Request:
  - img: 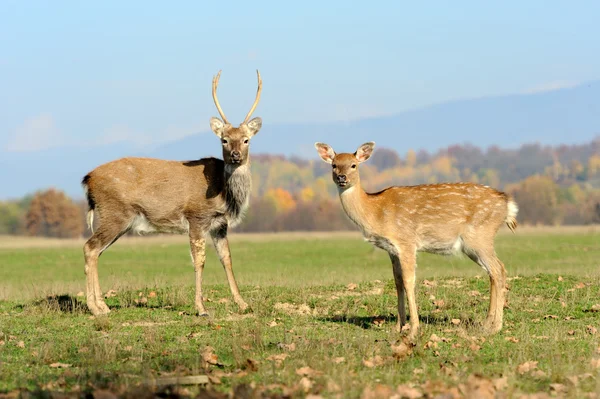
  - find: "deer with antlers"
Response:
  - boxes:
[315,141,518,340]
[81,71,262,316]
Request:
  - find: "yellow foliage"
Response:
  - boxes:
[405,149,417,167]
[588,155,600,177]
[264,188,297,213]
[432,156,454,175]
[299,187,315,202]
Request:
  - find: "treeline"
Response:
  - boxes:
[1,138,600,238]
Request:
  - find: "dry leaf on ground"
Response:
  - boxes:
[493,376,508,391]
[451,318,461,325]
[363,355,386,368]
[433,299,445,308]
[267,353,288,366]
[361,384,393,399]
[346,283,358,291]
[277,342,296,352]
[549,383,567,393]
[586,325,597,335]
[295,366,322,377]
[298,377,313,393]
[201,346,221,367]
[461,374,496,399]
[16,341,25,348]
[245,358,259,372]
[392,342,413,359]
[395,384,423,399]
[517,361,538,375]
[49,362,71,368]
[469,343,481,352]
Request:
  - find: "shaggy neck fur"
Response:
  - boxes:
[223,163,252,226]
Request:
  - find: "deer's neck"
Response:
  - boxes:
[338,183,377,234]
[223,163,252,227]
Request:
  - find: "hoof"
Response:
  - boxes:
[481,319,502,334]
[96,302,111,314]
[89,307,110,316]
[197,311,210,317]
[236,300,250,313]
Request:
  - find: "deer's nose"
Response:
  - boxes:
[231,150,241,160]
[337,174,347,183]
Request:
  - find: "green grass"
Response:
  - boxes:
[0,231,599,397]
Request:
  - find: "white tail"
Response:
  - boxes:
[316,141,518,340]
[81,71,263,317]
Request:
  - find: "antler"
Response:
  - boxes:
[212,70,229,124]
[243,70,262,124]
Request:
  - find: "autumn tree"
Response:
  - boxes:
[25,189,84,238]
[370,147,401,170]
[508,175,560,225]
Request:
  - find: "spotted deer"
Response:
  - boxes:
[315,141,518,340]
[81,71,263,316]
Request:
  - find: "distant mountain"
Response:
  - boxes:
[150,80,600,159]
[1,81,599,199]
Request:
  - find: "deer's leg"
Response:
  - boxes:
[189,226,208,316]
[464,245,506,333]
[83,222,129,316]
[210,225,249,312]
[397,245,419,340]
[389,253,406,330]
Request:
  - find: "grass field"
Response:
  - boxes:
[0,228,599,398]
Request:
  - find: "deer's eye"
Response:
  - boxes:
[351,164,357,169]
[244,139,249,144]
[222,139,228,144]
[332,164,337,169]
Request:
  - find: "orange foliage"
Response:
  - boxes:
[264,188,297,213]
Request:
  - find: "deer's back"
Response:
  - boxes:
[368,183,512,252]
[84,157,226,227]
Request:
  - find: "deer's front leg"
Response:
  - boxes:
[189,228,208,316]
[210,225,249,312]
[389,253,406,331]
[397,245,419,341]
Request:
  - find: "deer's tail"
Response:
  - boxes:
[505,199,519,233]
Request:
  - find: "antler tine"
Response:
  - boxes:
[212,70,229,124]
[243,70,262,124]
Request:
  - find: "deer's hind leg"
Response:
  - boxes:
[83,212,131,316]
[462,236,506,334]
[188,221,208,316]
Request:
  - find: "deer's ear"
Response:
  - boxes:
[314,142,335,164]
[210,117,225,137]
[245,117,262,136]
[355,142,375,163]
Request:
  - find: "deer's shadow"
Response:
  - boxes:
[34,294,88,313]
[318,313,471,330]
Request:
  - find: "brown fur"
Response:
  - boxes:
[315,142,519,340]
[81,71,262,316]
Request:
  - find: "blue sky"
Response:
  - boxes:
[1,1,599,153]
